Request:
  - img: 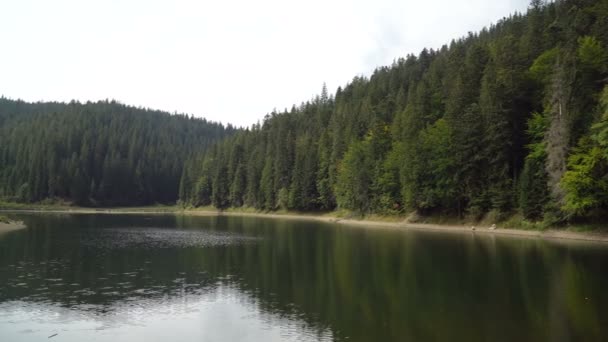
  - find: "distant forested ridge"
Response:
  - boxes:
[180,0,608,223]
[0,99,235,205]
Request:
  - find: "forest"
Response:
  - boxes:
[0,99,234,205]
[1,0,607,225]
[179,0,608,224]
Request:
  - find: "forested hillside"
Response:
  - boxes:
[180,0,608,224]
[0,99,234,205]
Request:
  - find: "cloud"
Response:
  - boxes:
[0,0,530,127]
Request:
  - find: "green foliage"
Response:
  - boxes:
[277,187,289,211]
[316,132,334,210]
[593,87,608,145]
[260,157,275,210]
[520,156,550,220]
[519,112,550,220]
[577,36,608,72]
[0,99,233,206]
[447,103,484,216]
[561,141,608,216]
[529,48,559,84]
[16,183,31,203]
[526,112,549,158]
[336,139,373,214]
[374,147,402,214]
[562,86,608,218]
[403,119,457,212]
[169,0,608,225]
[212,165,230,209]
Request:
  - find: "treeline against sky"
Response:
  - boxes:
[179,0,608,222]
[0,100,234,205]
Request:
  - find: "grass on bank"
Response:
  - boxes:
[0,199,178,213]
[0,215,9,224]
[0,199,75,211]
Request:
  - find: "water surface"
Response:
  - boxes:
[0,213,607,341]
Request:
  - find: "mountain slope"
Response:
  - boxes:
[180,0,608,224]
[0,99,235,205]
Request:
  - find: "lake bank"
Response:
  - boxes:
[0,220,26,235]
[1,205,608,243]
[183,209,608,244]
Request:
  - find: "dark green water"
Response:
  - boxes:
[0,214,607,341]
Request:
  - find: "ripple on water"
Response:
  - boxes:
[0,227,258,322]
[82,227,259,250]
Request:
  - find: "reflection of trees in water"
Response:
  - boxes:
[199,217,608,342]
[0,214,244,310]
[1,214,607,341]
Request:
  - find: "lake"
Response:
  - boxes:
[0,213,607,341]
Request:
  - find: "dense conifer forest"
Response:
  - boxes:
[179,0,608,224]
[0,99,234,205]
[1,0,607,225]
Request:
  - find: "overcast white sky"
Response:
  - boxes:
[0,0,530,127]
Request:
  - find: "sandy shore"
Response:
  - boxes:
[1,208,607,243]
[0,220,26,235]
[182,210,608,244]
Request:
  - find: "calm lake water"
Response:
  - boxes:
[0,214,607,341]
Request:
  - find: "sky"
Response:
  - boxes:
[0,0,531,127]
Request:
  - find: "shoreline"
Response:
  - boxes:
[186,210,608,244]
[0,220,26,235]
[1,207,608,243]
